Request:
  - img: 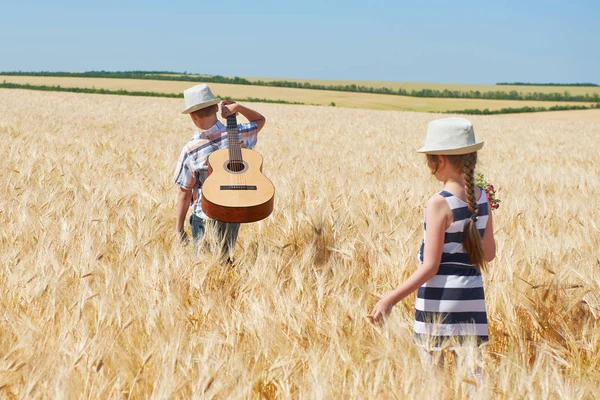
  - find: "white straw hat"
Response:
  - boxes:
[181,84,220,114]
[417,117,484,155]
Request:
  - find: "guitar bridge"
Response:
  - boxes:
[220,185,257,190]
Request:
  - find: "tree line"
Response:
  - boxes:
[446,104,598,115]
[1,70,252,85]
[497,82,598,87]
[3,71,599,103]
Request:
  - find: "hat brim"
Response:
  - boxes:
[181,99,220,114]
[416,141,484,155]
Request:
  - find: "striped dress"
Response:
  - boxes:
[414,188,489,349]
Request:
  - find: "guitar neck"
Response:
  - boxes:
[226,115,243,162]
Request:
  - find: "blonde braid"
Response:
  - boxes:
[461,153,478,220]
[460,152,486,269]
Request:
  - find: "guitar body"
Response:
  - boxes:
[201,148,275,223]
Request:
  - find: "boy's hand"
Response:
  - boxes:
[221,100,266,133]
[176,229,189,245]
[221,100,239,118]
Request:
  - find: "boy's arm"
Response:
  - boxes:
[175,187,192,243]
[173,147,196,243]
[221,101,266,133]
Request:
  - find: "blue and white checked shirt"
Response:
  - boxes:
[174,120,259,218]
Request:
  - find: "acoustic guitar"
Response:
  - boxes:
[201,115,275,223]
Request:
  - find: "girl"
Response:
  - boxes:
[370,117,496,351]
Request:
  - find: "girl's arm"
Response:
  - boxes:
[483,206,496,262]
[370,195,449,322]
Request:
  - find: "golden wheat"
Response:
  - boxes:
[1,89,599,398]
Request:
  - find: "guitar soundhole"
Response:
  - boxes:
[225,160,248,174]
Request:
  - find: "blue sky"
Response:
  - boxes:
[1,0,598,84]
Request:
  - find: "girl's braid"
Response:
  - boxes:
[461,152,478,220]
[459,152,485,269]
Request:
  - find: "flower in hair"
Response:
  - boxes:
[475,173,500,210]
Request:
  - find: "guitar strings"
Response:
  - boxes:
[227,115,245,186]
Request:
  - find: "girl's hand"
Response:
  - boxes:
[369,297,394,323]
[221,100,239,118]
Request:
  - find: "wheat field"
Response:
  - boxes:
[1,88,599,398]
[1,75,597,113]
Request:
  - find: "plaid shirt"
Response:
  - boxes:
[174,120,259,218]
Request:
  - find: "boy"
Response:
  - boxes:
[174,84,266,260]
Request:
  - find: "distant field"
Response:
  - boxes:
[1,75,597,112]
[503,108,600,122]
[245,77,600,96]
